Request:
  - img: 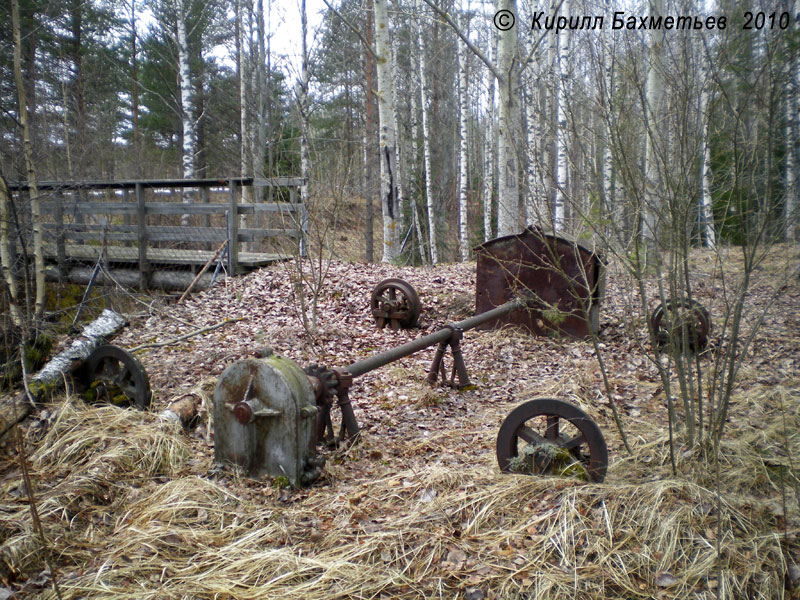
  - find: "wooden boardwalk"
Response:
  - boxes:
[8,177,305,290]
[44,243,288,269]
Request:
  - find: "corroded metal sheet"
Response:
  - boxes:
[474,226,604,338]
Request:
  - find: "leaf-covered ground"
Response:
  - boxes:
[2,246,800,599]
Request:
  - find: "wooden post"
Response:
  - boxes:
[136,182,148,290]
[55,190,65,268]
[123,188,133,247]
[228,180,239,275]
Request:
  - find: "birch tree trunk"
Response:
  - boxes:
[130,0,142,177]
[416,0,438,264]
[236,0,251,189]
[699,85,716,249]
[12,0,44,319]
[298,0,310,211]
[176,0,196,225]
[457,13,470,261]
[483,47,496,241]
[553,0,570,232]
[252,0,268,202]
[364,0,376,262]
[642,0,666,245]
[0,175,21,326]
[600,27,615,238]
[409,51,427,263]
[494,0,520,237]
[524,32,545,228]
[373,0,400,263]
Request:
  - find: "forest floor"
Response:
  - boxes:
[2,243,800,599]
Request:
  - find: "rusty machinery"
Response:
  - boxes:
[214,295,609,486]
[649,299,711,354]
[77,345,152,410]
[370,278,421,330]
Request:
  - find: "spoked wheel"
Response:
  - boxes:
[650,299,711,354]
[496,398,607,483]
[370,278,421,330]
[85,345,151,410]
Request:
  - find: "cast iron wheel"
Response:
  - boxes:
[85,345,151,410]
[650,299,711,353]
[496,398,607,483]
[370,278,421,330]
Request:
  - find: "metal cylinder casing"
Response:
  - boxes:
[214,354,317,485]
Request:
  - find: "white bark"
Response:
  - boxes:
[553,0,569,232]
[252,0,268,201]
[176,0,196,225]
[642,0,665,244]
[297,0,310,258]
[699,86,716,249]
[0,176,21,326]
[416,0,438,264]
[483,34,496,241]
[11,0,44,318]
[457,13,470,261]
[373,0,400,263]
[409,57,427,263]
[601,33,614,232]
[495,0,520,237]
[524,31,545,228]
[236,0,250,185]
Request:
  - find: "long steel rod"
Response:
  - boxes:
[345,298,523,378]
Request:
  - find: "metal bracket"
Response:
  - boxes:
[426,326,472,389]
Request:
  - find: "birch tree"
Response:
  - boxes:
[298,0,310,210]
[483,36,496,241]
[11,0,44,319]
[552,0,569,231]
[457,12,470,261]
[175,0,196,224]
[416,0,438,263]
[422,0,522,237]
[373,0,401,262]
[699,83,716,249]
[642,0,666,244]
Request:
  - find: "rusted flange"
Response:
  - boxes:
[370,278,421,330]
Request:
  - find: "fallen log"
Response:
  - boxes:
[159,393,201,428]
[0,309,128,439]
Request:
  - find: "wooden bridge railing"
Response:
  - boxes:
[8,177,306,290]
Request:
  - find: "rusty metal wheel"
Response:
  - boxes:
[650,299,710,353]
[85,345,151,410]
[371,278,421,330]
[496,398,607,483]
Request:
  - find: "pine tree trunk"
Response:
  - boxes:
[252,0,268,203]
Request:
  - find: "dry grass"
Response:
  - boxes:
[1,393,796,599]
